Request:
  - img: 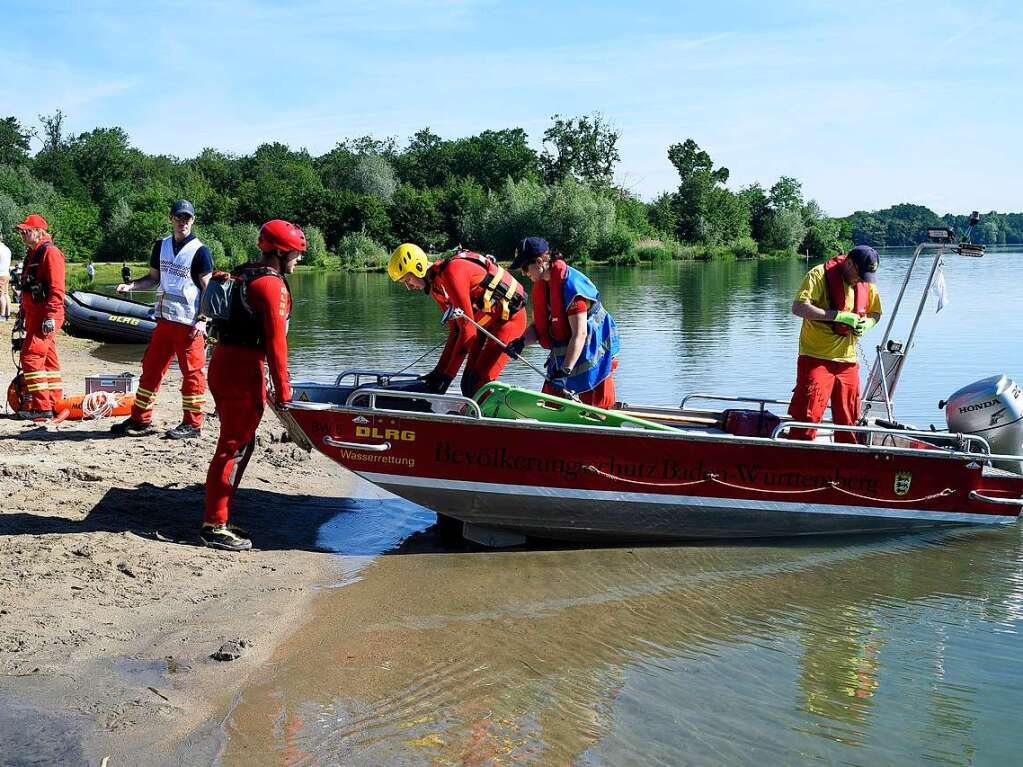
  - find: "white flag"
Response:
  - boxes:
[930,259,948,312]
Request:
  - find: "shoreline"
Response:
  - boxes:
[0,328,376,763]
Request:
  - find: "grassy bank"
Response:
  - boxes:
[328,237,806,273]
[63,239,806,290]
[65,261,149,292]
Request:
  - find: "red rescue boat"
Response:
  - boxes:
[279,373,1022,544]
[278,233,1023,545]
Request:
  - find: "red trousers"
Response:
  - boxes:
[788,355,861,443]
[132,319,207,427]
[543,358,618,409]
[459,311,527,397]
[20,308,63,411]
[204,345,266,526]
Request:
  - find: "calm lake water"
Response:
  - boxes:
[215,249,1023,765]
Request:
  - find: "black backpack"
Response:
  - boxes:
[201,265,289,348]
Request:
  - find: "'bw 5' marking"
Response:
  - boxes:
[355,425,416,442]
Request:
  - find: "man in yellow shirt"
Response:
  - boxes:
[789,245,882,442]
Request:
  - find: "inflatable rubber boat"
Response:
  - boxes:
[63,291,156,344]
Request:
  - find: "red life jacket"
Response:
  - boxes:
[427,249,526,321]
[533,258,571,349]
[824,254,869,336]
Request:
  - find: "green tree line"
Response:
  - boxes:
[3,111,1006,271]
[844,203,1023,247]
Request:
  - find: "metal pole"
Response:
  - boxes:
[446,308,579,399]
[877,242,927,352]
[875,344,894,422]
[903,250,944,353]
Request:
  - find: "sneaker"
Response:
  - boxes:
[110,417,155,436]
[166,422,201,440]
[17,409,55,422]
[200,523,252,552]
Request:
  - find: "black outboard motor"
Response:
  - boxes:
[944,375,1023,475]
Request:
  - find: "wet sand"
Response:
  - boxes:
[0,328,380,764]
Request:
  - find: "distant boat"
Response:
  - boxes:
[63,290,156,344]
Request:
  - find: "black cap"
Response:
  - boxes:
[510,236,549,270]
[170,199,195,218]
[847,245,879,283]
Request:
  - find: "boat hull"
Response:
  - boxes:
[282,400,1023,542]
[357,472,989,541]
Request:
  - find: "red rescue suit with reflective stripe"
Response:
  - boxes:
[204,268,292,526]
[824,254,869,336]
[426,252,527,397]
[20,238,65,411]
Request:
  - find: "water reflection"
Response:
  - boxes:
[220,525,1023,765]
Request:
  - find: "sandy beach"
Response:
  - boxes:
[0,326,372,764]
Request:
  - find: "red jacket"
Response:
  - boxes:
[243,271,292,403]
[426,256,525,378]
[23,237,66,322]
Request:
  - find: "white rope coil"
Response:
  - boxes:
[81,391,119,419]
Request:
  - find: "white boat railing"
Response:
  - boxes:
[768,420,1023,463]
[345,387,483,419]
[333,369,421,387]
[679,393,791,413]
[770,420,989,449]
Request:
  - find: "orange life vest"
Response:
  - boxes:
[824,254,869,336]
[428,249,526,321]
[533,258,571,349]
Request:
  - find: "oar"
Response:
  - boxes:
[442,307,580,401]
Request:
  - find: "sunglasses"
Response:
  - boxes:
[172,213,194,222]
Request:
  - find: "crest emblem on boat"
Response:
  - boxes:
[894,472,912,497]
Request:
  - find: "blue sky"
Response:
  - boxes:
[1,0,1020,215]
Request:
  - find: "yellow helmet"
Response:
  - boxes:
[388,243,430,282]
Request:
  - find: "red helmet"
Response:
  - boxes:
[258,219,307,254]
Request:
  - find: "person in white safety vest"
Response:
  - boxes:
[111,199,213,439]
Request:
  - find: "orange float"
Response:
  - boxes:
[7,376,135,420]
[54,392,136,420]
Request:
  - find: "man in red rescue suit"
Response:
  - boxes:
[387,243,528,397]
[789,245,882,442]
[112,199,213,439]
[201,219,304,551]
[14,214,65,421]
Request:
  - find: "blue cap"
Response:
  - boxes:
[510,236,549,270]
[170,199,195,218]
[847,245,879,283]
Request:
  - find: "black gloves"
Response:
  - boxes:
[505,336,526,359]
[420,371,454,394]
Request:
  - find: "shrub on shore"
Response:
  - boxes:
[337,232,389,270]
[458,177,616,263]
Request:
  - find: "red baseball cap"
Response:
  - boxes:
[15,213,49,231]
